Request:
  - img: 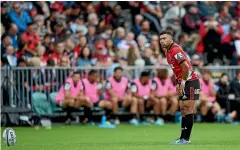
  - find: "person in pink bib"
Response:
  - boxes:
[55,71,90,124]
[131,71,163,125]
[104,67,138,125]
[199,69,222,122]
[153,68,178,122]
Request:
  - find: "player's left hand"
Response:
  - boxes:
[179,83,185,96]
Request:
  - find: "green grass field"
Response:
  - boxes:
[1,124,240,150]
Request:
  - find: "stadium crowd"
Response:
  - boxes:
[1,1,240,126]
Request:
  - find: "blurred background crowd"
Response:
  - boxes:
[1,1,240,125]
[1,1,240,68]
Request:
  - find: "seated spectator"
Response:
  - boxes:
[1,35,13,56]
[112,27,126,47]
[104,67,138,125]
[77,46,92,67]
[181,6,201,35]
[88,13,99,26]
[21,22,40,57]
[199,69,222,122]
[36,45,48,67]
[5,23,19,51]
[106,5,125,29]
[117,32,137,52]
[8,2,32,33]
[142,1,162,34]
[162,2,186,40]
[131,71,163,125]
[153,69,178,122]
[86,25,97,50]
[3,45,17,67]
[132,14,143,37]
[139,20,152,42]
[73,35,87,56]
[100,25,113,41]
[137,34,148,52]
[106,39,118,60]
[1,2,12,29]
[55,71,90,124]
[142,48,153,66]
[34,14,50,41]
[92,42,113,67]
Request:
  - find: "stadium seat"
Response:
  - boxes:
[32,92,53,115]
[49,92,63,112]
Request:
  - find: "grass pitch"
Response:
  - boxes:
[1,123,240,150]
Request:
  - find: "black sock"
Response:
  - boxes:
[140,114,144,121]
[131,114,137,119]
[105,109,112,120]
[169,115,175,123]
[184,114,194,140]
[84,107,92,122]
[64,107,73,120]
[180,116,186,139]
[154,114,158,121]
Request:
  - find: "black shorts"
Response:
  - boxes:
[93,101,100,107]
[179,79,200,101]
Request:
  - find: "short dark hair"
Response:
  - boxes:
[114,66,123,72]
[88,70,98,76]
[140,71,150,77]
[73,71,81,76]
[159,30,173,37]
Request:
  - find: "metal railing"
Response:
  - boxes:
[1,66,240,109]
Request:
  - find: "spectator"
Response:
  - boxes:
[126,47,139,66]
[88,13,99,26]
[100,25,113,41]
[139,20,152,42]
[221,26,240,65]
[45,8,58,33]
[137,34,148,52]
[112,27,126,47]
[1,34,12,55]
[86,25,97,50]
[77,46,92,67]
[197,13,224,64]
[142,1,162,33]
[181,6,202,34]
[8,2,32,33]
[34,15,50,41]
[52,22,66,42]
[92,42,113,67]
[142,48,153,66]
[117,32,137,52]
[106,39,118,60]
[106,5,125,29]
[21,22,40,57]
[5,23,19,51]
[96,2,112,20]
[132,14,143,37]
[73,35,87,56]
[1,2,12,29]
[36,45,48,67]
[3,45,17,67]
[162,2,186,40]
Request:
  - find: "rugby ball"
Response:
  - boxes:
[2,128,16,146]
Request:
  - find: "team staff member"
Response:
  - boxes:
[131,71,163,125]
[105,67,138,125]
[153,68,178,122]
[55,71,90,124]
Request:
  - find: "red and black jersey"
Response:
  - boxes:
[165,43,198,83]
